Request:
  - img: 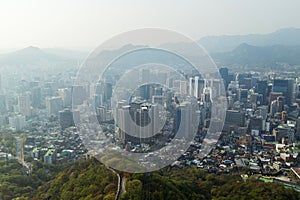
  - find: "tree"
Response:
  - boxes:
[127,179,142,200]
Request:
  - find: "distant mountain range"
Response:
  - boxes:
[212,43,300,67]
[0,46,87,68]
[0,27,299,70]
[198,27,300,53]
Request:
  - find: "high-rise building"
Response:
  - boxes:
[174,101,197,140]
[296,84,300,99]
[255,80,268,105]
[0,95,6,114]
[207,79,223,100]
[194,76,200,98]
[257,106,268,120]
[189,77,194,96]
[249,116,264,134]
[58,88,72,107]
[270,100,277,116]
[18,93,31,117]
[272,79,294,105]
[179,81,188,95]
[31,87,42,108]
[117,102,160,144]
[93,82,104,107]
[46,96,63,116]
[96,106,107,123]
[189,76,204,98]
[296,117,300,140]
[276,96,286,112]
[72,85,86,105]
[138,85,151,100]
[238,89,248,103]
[219,67,229,89]
[6,96,15,112]
[236,73,251,88]
[59,109,77,129]
[249,93,263,107]
[269,92,283,103]
[224,110,245,132]
[103,82,113,103]
[273,124,295,143]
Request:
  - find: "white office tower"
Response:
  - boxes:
[189,76,204,98]
[205,79,224,102]
[18,93,31,117]
[117,102,162,144]
[58,88,72,107]
[46,96,63,116]
[194,76,199,98]
[176,101,198,141]
[189,77,194,96]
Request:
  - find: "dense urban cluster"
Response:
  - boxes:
[0,61,300,195]
[180,67,300,190]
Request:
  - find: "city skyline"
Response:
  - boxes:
[1,1,300,199]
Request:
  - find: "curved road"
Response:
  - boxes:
[120,176,126,196]
[106,166,126,200]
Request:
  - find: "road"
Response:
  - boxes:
[120,175,126,196]
[106,166,126,200]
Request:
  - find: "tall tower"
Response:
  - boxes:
[58,88,72,107]
[31,87,42,108]
[255,80,268,105]
[117,102,159,144]
[194,76,199,98]
[189,77,194,96]
[18,93,31,117]
[45,96,63,116]
[273,79,294,105]
[59,109,76,129]
[0,94,6,114]
[219,67,229,89]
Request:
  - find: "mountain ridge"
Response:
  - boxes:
[0,46,87,68]
[212,43,300,67]
[198,27,300,53]
[1,27,300,69]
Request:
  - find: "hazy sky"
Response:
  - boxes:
[1,0,300,51]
